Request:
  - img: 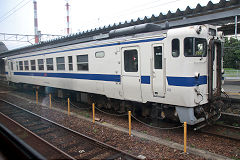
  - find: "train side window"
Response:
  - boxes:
[30,60,36,70]
[154,46,162,69]
[11,62,13,70]
[16,61,19,71]
[95,51,105,58]
[38,59,44,70]
[77,55,88,71]
[172,39,180,57]
[56,57,65,71]
[184,38,207,57]
[124,49,138,72]
[19,61,23,70]
[46,58,54,70]
[68,56,73,71]
[24,60,29,70]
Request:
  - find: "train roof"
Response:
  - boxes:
[0,0,239,58]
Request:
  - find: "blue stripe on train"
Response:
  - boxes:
[167,76,207,87]
[13,72,207,86]
[14,72,121,82]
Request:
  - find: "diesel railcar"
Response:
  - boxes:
[4,24,224,125]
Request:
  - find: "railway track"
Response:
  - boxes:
[0,99,138,159]
[200,112,240,141]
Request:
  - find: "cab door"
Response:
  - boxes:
[121,46,142,102]
[152,44,166,97]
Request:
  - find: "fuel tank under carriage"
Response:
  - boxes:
[4,24,224,125]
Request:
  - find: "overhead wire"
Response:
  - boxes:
[0,0,32,24]
[0,0,27,21]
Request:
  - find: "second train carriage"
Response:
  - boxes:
[4,24,224,125]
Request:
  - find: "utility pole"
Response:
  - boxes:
[66,0,70,35]
[33,0,39,43]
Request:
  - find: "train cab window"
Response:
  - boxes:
[154,46,162,69]
[68,56,73,71]
[56,57,65,71]
[30,60,36,70]
[46,58,54,70]
[184,38,207,57]
[124,49,138,72]
[24,61,29,70]
[19,61,23,70]
[38,59,44,70]
[172,39,180,57]
[77,55,88,71]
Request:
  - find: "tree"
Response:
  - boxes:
[223,37,240,69]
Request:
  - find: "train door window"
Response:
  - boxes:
[68,56,73,71]
[19,61,23,70]
[56,57,65,71]
[46,58,54,70]
[11,62,13,70]
[30,60,36,70]
[124,49,138,72]
[24,60,29,70]
[184,38,207,57]
[154,46,162,69]
[38,59,44,70]
[172,39,180,57]
[77,55,88,71]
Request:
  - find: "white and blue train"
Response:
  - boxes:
[4,24,224,125]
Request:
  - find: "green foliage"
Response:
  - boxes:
[224,37,240,69]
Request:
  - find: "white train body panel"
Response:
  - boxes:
[5,24,222,124]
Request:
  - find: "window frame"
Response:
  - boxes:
[19,61,23,71]
[124,49,138,72]
[68,56,73,71]
[16,61,19,71]
[77,55,89,71]
[24,60,29,71]
[37,59,44,71]
[153,46,163,69]
[10,62,13,71]
[30,60,36,71]
[95,51,105,58]
[46,58,54,71]
[56,57,65,71]
[184,37,207,57]
[172,38,180,57]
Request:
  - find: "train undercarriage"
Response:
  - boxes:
[9,82,225,127]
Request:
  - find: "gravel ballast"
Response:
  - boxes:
[0,84,239,159]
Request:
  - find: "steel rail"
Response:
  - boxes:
[0,99,139,159]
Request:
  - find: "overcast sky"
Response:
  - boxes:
[0,0,220,50]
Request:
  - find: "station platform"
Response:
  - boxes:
[222,79,240,99]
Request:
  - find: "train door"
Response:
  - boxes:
[152,44,166,97]
[121,46,142,102]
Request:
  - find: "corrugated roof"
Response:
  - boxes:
[1,0,240,58]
